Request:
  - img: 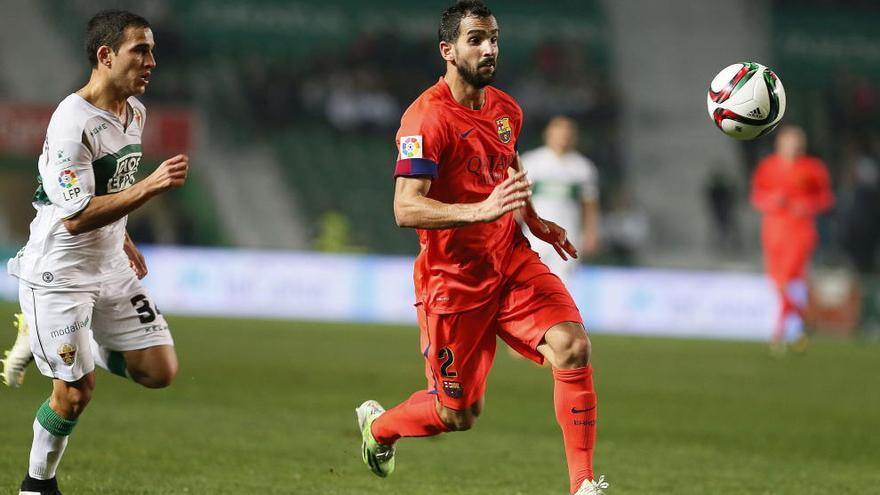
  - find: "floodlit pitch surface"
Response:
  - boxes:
[1,303,878,494]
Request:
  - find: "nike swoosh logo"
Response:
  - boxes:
[571,406,596,414]
[460,127,476,139]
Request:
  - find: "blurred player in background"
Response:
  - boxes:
[355,2,606,494]
[0,10,188,495]
[522,116,601,283]
[751,125,833,354]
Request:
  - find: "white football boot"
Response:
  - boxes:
[575,475,609,495]
[1,313,33,387]
[356,400,395,477]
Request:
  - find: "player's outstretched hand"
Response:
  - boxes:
[528,217,578,261]
[477,170,531,223]
[146,154,189,195]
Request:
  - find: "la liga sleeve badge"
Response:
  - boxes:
[400,135,423,159]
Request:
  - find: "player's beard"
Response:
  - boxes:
[458,58,496,88]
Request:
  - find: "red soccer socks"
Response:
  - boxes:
[371,390,451,445]
[553,365,597,494]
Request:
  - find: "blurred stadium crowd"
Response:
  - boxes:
[0,0,877,276]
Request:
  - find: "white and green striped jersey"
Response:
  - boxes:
[521,145,598,248]
[8,94,146,286]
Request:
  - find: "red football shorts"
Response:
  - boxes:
[416,244,583,410]
[763,234,815,286]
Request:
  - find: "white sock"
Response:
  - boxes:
[28,418,69,480]
[783,312,805,342]
[783,279,808,342]
[786,279,808,308]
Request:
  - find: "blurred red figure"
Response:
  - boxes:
[751,126,834,353]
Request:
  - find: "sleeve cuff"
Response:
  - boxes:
[394,158,438,178]
[60,195,92,220]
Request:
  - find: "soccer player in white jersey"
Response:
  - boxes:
[0,10,188,495]
[521,116,601,283]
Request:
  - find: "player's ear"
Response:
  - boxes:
[439,41,455,63]
[96,45,113,69]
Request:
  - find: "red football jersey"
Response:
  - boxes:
[750,154,834,245]
[394,77,525,314]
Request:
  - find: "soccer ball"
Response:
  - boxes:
[707,62,786,140]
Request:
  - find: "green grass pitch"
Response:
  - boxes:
[1,301,878,494]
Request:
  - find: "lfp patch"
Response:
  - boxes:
[58,169,79,189]
[400,135,423,159]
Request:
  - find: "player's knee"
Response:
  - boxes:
[546,323,591,369]
[446,415,477,431]
[128,347,178,389]
[559,332,591,369]
[131,361,177,389]
[438,406,478,431]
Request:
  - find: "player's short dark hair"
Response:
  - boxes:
[438,1,494,43]
[86,10,150,67]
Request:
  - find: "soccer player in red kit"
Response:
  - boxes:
[751,125,833,354]
[355,2,607,494]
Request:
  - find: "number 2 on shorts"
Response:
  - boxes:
[438,347,458,378]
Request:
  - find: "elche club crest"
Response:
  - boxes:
[495,116,512,143]
[57,343,77,366]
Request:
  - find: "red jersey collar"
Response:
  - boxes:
[437,76,493,114]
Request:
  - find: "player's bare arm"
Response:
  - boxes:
[64,154,188,235]
[123,231,148,279]
[394,171,530,229]
[510,154,578,260]
[582,198,600,257]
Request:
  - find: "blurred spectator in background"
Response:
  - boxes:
[751,125,834,354]
[512,41,599,123]
[521,116,601,283]
[826,71,877,137]
[838,139,880,273]
[313,210,365,253]
[324,68,399,132]
[299,33,404,133]
[601,185,648,266]
[704,165,741,253]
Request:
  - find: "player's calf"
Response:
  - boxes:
[50,374,95,419]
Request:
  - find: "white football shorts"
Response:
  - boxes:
[528,238,578,285]
[18,270,173,382]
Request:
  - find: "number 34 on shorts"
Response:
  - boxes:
[18,271,173,381]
